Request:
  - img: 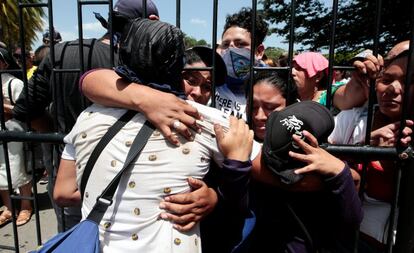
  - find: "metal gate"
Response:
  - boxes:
[0,0,413,252]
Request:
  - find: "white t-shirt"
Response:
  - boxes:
[328,106,367,145]
[214,84,247,120]
[63,100,260,253]
[0,74,29,190]
[1,73,24,106]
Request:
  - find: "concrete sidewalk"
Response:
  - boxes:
[0,183,58,253]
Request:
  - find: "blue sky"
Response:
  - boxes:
[32,0,288,50]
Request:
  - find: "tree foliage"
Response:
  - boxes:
[265,46,286,60]
[0,0,45,51]
[184,34,210,49]
[260,0,411,55]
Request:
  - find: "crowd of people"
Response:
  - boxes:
[0,0,412,253]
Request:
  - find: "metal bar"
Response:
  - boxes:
[210,0,219,108]
[78,0,108,5]
[325,0,339,110]
[322,144,398,160]
[19,3,48,7]
[0,131,64,144]
[46,0,63,232]
[393,2,414,251]
[287,0,296,105]
[52,69,81,73]
[0,51,19,253]
[10,194,36,201]
[0,245,15,251]
[0,69,25,74]
[247,0,258,126]
[17,0,44,249]
[176,0,181,28]
[142,0,147,17]
[77,0,85,75]
[109,0,114,67]
[254,66,290,71]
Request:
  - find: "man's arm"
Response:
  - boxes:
[333,52,384,110]
[81,69,201,146]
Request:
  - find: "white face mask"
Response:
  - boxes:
[220,47,255,80]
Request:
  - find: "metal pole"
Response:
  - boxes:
[393,2,414,251]
[325,0,339,110]
[210,0,218,108]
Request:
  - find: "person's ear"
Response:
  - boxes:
[255,44,265,59]
[148,14,159,20]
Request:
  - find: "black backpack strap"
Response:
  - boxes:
[87,120,154,223]
[7,78,16,105]
[80,110,137,199]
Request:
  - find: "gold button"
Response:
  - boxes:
[111,160,117,167]
[125,140,132,147]
[131,233,138,241]
[81,132,87,138]
[129,181,136,188]
[174,238,181,245]
[85,192,89,198]
[103,222,111,229]
[163,187,171,194]
[148,154,157,161]
[182,147,190,155]
[134,208,140,216]
[153,131,161,137]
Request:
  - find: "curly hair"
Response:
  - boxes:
[223,7,269,47]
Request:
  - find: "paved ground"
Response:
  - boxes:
[0,183,58,253]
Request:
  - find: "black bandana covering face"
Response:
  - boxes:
[117,18,185,94]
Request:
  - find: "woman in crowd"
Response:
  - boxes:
[0,47,33,226]
[247,71,298,141]
[329,40,413,253]
[246,71,362,253]
[292,51,369,113]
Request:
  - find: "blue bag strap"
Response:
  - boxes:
[87,119,154,223]
[231,209,256,253]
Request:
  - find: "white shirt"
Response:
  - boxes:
[63,100,260,253]
[329,106,391,244]
[0,74,28,190]
[328,106,367,145]
[1,73,24,106]
[214,84,247,120]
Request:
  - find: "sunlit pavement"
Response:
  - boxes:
[0,183,57,253]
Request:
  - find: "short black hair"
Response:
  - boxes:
[223,7,269,47]
[33,45,50,66]
[245,71,298,105]
[184,49,203,66]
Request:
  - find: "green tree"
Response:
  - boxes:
[260,0,411,54]
[0,0,45,50]
[184,33,210,49]
[264,46,286,61]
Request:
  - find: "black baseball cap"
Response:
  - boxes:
[187,46,227,86]
[262,101,335,184]
[114,0,159,19]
